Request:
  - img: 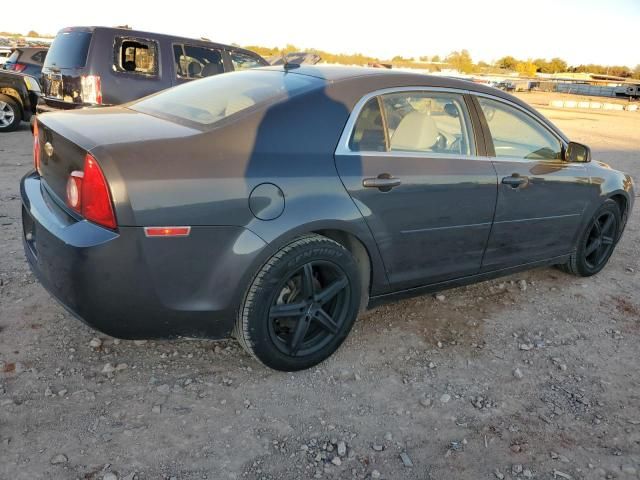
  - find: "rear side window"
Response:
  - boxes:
[31,51,47,63]
[131,70,322,126]
[478,97,562,160]
[349,98,386,152]
[349,91,474,155]
[230,51,265,71]
[173,44,224,79]
[44,31,92,68]
[114,37,158,76]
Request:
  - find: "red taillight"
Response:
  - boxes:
[33,121,41,174]
[9,63,26,72]
[81,75,102,105]
[65,154,117,229]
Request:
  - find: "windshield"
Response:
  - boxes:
[44,31,92,68]
[130,69,323,126]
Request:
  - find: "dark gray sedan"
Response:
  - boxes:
[22,66,634,371]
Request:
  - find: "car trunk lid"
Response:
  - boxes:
[35,107,201,210]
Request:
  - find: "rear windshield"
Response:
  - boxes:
[130,69,323,126]
[44,31,92,68]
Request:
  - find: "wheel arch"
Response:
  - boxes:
[607,191,630,238]
[245,218,389,305]
[0,89,24,117]
[312,228,372,311]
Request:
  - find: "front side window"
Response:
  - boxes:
[478,97,562,160]
[349,91,474,155]
[230,51,265,71]
[114,37,158,75]
[173,44,224,79]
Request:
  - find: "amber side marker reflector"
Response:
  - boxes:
[144,226,191,237]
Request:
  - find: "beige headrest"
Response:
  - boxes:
[390,111,438,151]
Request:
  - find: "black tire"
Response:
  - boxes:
[0,94,22,132]
[234,234,362,371]
[559,199,621,277]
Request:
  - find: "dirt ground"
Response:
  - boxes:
[1,93,639,480]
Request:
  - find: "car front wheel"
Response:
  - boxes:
[0,94,22,132]
[234,234,362,371]
[560,199,621,277]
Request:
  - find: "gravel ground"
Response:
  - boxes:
[1,97,639,480]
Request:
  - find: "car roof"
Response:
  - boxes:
[264,65,510,96]
[255,65,567,141]
[59,26,262,58]
[266,64,549,114]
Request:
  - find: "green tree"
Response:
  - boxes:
[516,61,538,77]
[532,58,547,73]
[548,57,568,73]
[497,55,518,70]
[281,44,299,55]
[431,54,441,63]
[27,30,39,37]
[446,50,474,73]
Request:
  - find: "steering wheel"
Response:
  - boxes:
[434,133,448,152]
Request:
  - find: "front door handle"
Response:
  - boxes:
[363,174,401,191]
[501,175,529,188]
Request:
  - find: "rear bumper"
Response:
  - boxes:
[36,97,82,114]
[36,97,102,114]
[21,172,267,339]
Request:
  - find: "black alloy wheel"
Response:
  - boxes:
[267,260,350,357]
[235,234,362,371]
[559,199,621,277]
[583,210,617,271]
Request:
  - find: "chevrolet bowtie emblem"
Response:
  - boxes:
[44,142,54,157]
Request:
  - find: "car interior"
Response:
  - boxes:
[479,99,562,160]
[349,93,471,155]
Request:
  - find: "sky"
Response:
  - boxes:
[3,0,639,67]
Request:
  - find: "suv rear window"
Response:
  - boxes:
[130,70,322,126]
[44,31,92,68]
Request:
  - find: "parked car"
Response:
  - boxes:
[22,66,633,371]
[0,47,12,65]
[0,69,40,131]
[3,47,48,76]
[37,26,269,114]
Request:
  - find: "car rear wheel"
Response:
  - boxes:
[234,234,362,371]
[559,199,621,277]
[0,94,21,132]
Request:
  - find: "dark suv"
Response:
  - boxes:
[38,26,268,114]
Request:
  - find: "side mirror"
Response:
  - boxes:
[565,142,591,163]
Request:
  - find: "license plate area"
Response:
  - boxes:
[47,73,63,99]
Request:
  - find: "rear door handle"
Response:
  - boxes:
[363,174,401,191]
[501,175,529,188]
